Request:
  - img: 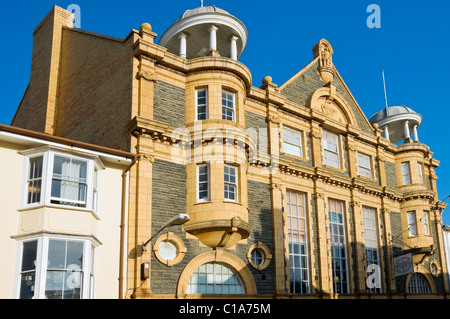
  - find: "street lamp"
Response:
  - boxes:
[141,213,190,253]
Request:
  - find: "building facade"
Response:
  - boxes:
[0,124,135,299]
[8,5,450,298]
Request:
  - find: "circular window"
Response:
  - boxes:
[247,242,272,270]
[153,232,186,266]
[251,249,265,266]
[430,260,440,278]
[159,241,177,261]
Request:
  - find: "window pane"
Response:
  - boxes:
[64,270,82,299]
[53,156,70,177]
[48,240,67,269]
[402,162,411,185]
[187,263,244,294]
[45,270,64,299]
[27,157,43,204]
[159,241,177,261]
[71,159,87,182]
[46,240,85,299]
[67,241,84,268]
[29,157,43,180]
[198,164,209,201]
[19,271,36,299]
[21,241,38,272]
[407,211,417,236]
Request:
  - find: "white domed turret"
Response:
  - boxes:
[369,105,422,144]
[158,5,248,60]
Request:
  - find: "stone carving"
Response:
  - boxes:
[313,39,334,68]
[317,97,347,123]
[320,42,332,67]
[137,70,158,82]
[313,39,335,82]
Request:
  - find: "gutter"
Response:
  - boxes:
[0,124,135,160]
[119,154,139,299]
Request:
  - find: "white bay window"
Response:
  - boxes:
[16,235,97,299]
[22,148,101,213]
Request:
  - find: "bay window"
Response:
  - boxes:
[16,236,97,299]
[22,149,101,213]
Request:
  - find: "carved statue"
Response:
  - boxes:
[320,43,332,67]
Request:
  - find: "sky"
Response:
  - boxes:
[0,0,449,224]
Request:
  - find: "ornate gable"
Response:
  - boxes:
[280,39,373,133]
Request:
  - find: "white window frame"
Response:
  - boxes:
[357,153,372,178]
[423,211,430,236]
[224,164,238,202]
[14,235,97,299]
[323,130,341,169]
[21,149,101,214]
[283,126,304,158]
[362,206,382,293]
[287,190,310,294]
[417,163,424,184]
[195,88,208,120]
[186,263,245,294]
[407,211,417,236]
[222,90,236,122]
[197,164,210,202]
[401,162,411,185]
[328,199,349,294]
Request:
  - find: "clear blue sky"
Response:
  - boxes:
[1,0,449,224]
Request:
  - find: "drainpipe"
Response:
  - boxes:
[119,155,139,299]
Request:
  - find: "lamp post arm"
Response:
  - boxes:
[141,226,166,252]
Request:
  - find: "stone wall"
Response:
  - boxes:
[153,81,186,129]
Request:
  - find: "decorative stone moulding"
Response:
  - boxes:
[313,38,335,83]
[184,216,252,249]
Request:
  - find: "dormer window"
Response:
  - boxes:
[22,148,101,213]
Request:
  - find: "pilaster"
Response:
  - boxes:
[313,181,332,295]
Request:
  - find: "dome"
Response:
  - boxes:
[369,105,422,144]
[175,5,232,22]
[159,5,248,60]
[369,105,420,124]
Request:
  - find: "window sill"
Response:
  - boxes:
[323,164,346,174]
[282,152,308,163]
[355,175,377,183]
[18,204,99,220]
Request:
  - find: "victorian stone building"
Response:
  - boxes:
[9,4,449,298]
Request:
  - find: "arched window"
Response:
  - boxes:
[186,263,244,294]
[408,273,431,293]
